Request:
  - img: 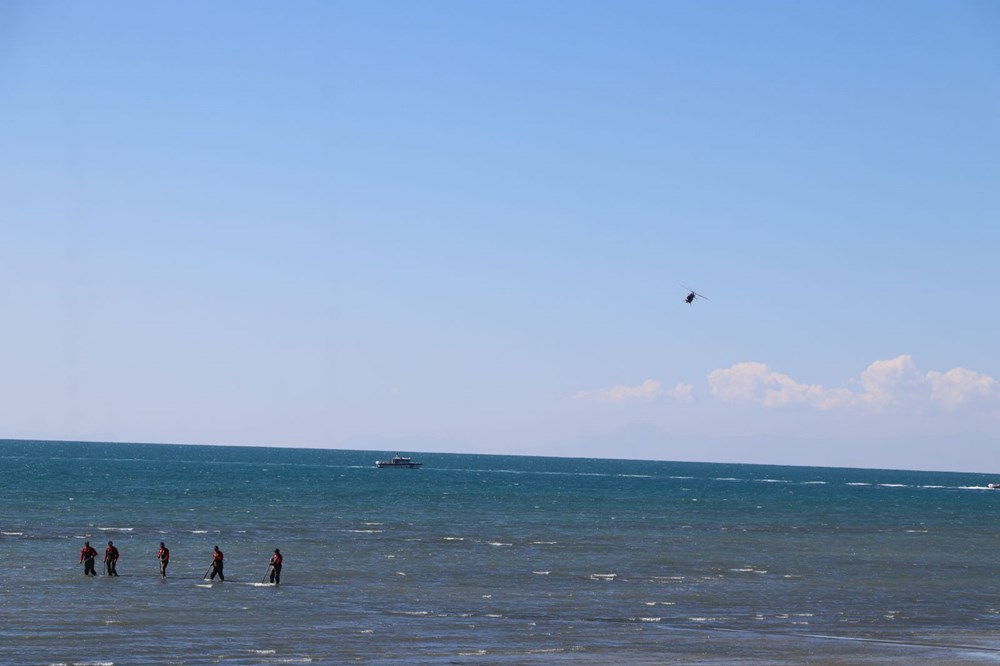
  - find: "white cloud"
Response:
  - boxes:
[926,367,997,410]
[708,362,855,409]
[669,383,696,403]
[855,355,923,409]
[708,355,997,412]
[575,380,694,404]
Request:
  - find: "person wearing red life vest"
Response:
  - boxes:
[209,545,224,581]
[80,541,98,576]
[269,548,283,585]
[157,542,170,578]
[104,541,120,576]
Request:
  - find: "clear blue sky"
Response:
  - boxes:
[2,1,998,471]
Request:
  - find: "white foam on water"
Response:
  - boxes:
[590,573,617,581]
[526,648,569,655]
[97,527,133,532]
[532,571,550,575]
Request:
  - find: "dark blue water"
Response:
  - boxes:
[3,439,1000,664]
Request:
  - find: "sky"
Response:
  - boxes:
[1,1,999,471]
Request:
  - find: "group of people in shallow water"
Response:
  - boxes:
[79,541,283,585]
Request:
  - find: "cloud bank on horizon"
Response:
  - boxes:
[578,355,998,415]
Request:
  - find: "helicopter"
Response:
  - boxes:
[682,285,709,305]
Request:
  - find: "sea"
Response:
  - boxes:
[3,440,1000,665]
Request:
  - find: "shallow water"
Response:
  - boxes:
[3,440,1000,664]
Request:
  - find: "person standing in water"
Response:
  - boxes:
[157,542,170,578]
[80,541,98,576]
[104,541,120,576]
[209,545,224,581]
[269,548,282,585]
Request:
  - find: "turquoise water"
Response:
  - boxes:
[3,439,1000,664]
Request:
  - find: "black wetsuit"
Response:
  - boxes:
[105,546,119,576]
[210,550,224,581]
[81,546,98,576]
[158,546,169,577]
[269,554,282,585]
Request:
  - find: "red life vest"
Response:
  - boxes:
[105,546,119,560]
[158,547,169,562]
[271,553,283,566]
[80,546,96,560]
[213,549,224,562]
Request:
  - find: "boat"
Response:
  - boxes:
[375,454,422,469]
[989,483,1000,490]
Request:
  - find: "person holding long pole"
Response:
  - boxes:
[79,541,98,576]
[268,548,282,585]
[208,545,224,581]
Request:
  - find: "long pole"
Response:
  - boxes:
[260,563,272,584]
[203,563,214,580]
